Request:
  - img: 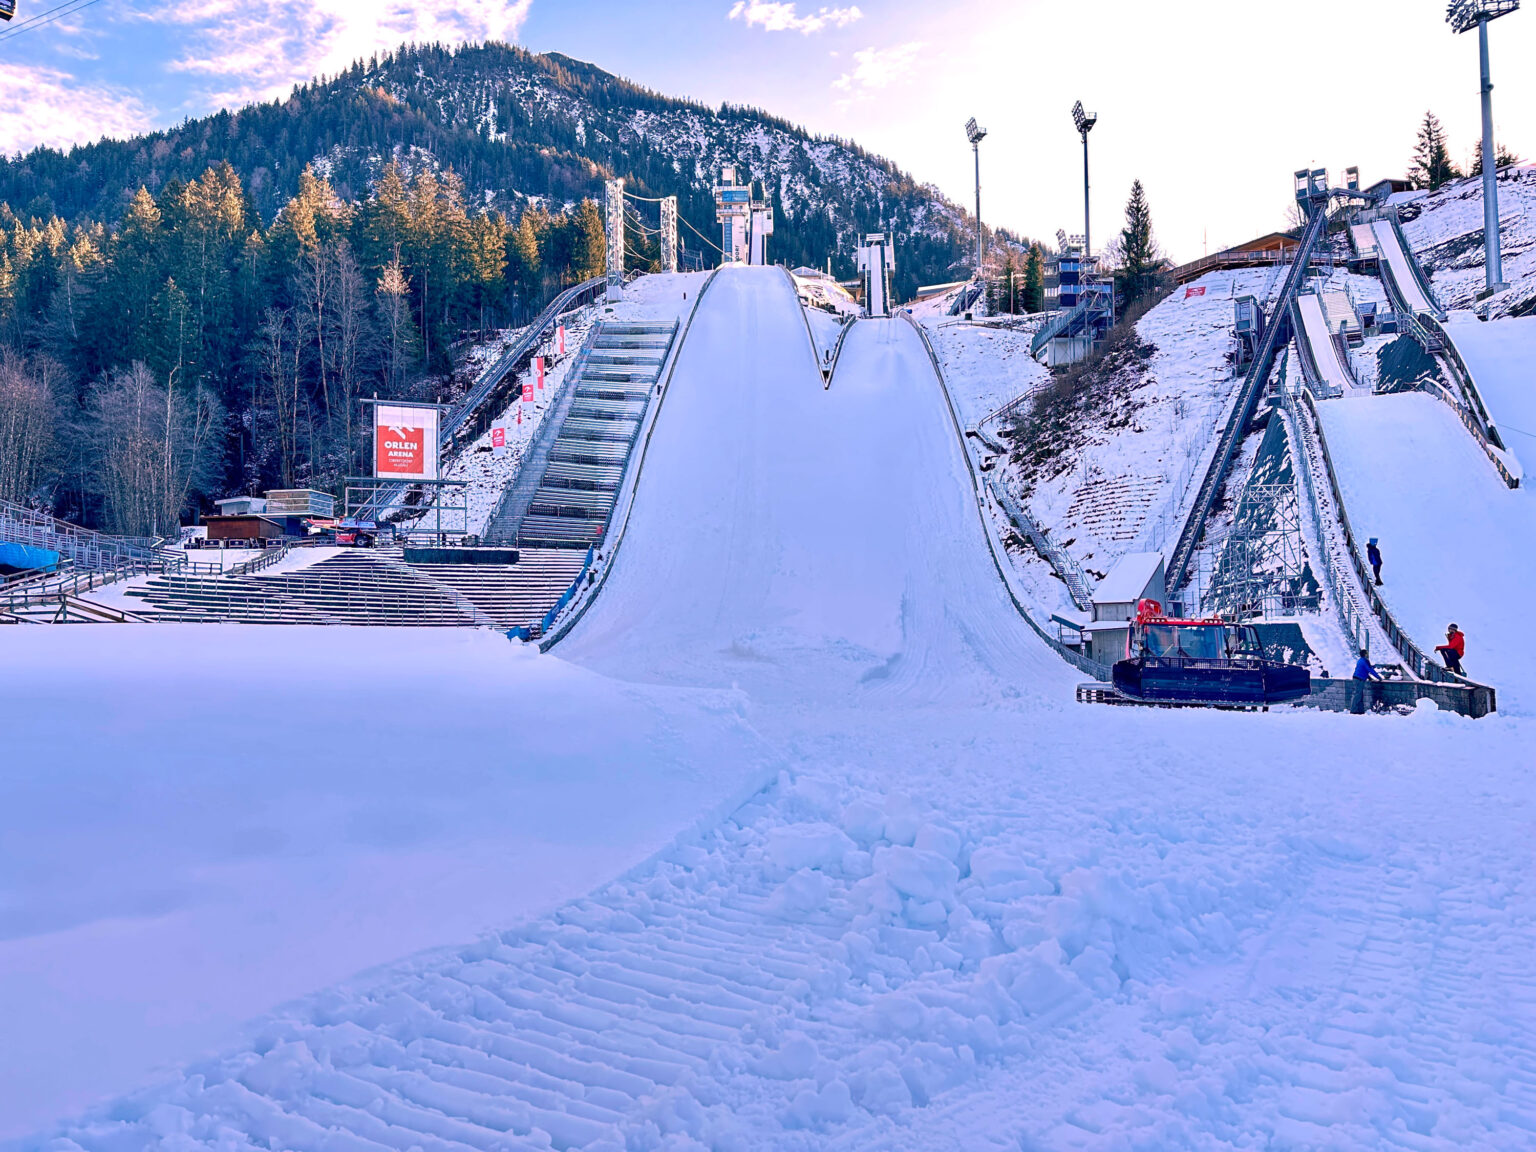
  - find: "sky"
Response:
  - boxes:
[3,0,1535,263]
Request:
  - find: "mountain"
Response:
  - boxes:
[0,42,1012,298]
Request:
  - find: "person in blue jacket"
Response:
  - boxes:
[1367,538,1383,586]
[1350,648,1382,713]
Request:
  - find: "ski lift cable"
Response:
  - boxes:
[0,0,106,42]
[0,0,92,32]
[678,214,724,254]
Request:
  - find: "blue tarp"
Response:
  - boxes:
[0,542,61,573]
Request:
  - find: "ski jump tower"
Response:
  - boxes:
[714,167,774,265]
[856,234,896,317]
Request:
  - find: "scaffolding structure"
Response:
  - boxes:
[1203,482,1316,619]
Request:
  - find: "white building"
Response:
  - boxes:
[1082,552,1165,664]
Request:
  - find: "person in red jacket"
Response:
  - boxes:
[1435,623,1466,675]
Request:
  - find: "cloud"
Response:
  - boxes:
[0,63,155,155]
[833,42,923,94]
[148,0,535,109]
[728,2,862,34]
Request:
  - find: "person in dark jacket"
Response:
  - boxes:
[1350,648,1382,713]
[1436,624,1466,675]
[1366,538,1383,585]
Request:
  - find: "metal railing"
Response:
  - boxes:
[1166,204,1330,591]
[985,475,1093,612]
[355,278,605,523]
[0,497,181,573]
[1275,372,1374,657]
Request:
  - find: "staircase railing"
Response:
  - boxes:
[985,475,1093,612]
[484,324,606,545]
[1166,204,1329,591]
[356,277,605,523]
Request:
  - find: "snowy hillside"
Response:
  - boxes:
[1400,165,1536,317]
[988,271,1265,617]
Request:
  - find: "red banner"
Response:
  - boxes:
[491,426,505,450]
[376,423,425,476]
[522,378,534,402]
[535,356,545,390]
[1185,286,1207,299]
[557,326,566,356]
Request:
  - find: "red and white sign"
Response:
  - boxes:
[491,424,507,457]
[557,326,566,356]
[373,404,439,480]
[1185,286,1207,299]
[516,406,523,425]
[535,356,545,391]
[522,377,534,402]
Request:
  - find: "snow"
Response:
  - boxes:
[918,317,1049,430]
[1318,391,1536,710]
[1373,219,1438,315]
[0,626,776,1138]
[1400,166,1536,317]
[1296,291,1359,393]
[11,268,1536,1151]
[1443,313,1536,466]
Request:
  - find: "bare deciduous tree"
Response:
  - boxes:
[83,361,222,537]
[0,350,58,503]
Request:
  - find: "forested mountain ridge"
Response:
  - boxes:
[0,41,997,297]
[0,41,1012,535]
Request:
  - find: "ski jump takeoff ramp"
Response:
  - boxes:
[561,265,1069,703]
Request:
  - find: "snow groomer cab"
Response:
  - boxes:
[1109,599,1310,707]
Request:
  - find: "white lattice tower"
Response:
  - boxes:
[605,179,624,301]
[660,197,678,274]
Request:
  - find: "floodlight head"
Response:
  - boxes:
[1072,100,1097,135]
[965,117,987,146]
[1447,0,1519,32]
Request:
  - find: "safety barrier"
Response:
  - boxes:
[510,545,596,641]
[1274,372,1374,657]
[1306,676,1494,719]
[900,310,1113,682]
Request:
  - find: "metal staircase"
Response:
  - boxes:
[484,321,677,550]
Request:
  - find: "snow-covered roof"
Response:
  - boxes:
[1092,552,1165,605]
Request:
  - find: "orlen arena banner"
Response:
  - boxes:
[374,404,439,480]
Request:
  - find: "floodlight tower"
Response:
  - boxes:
[1447,0,1519,294]
[965,118,988,280]
[1072,101,1098,265]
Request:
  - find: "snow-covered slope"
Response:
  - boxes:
[999,270,1262,615]
[1400,165,1536,317]
[16,269,1536,1152]
[1319,391,1536,710]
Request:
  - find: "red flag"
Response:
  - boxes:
[522,378,533,402]
[1185,286,1207,299]
[535,356,545,390]
[557,326,566,356]
[516,406,523,425]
